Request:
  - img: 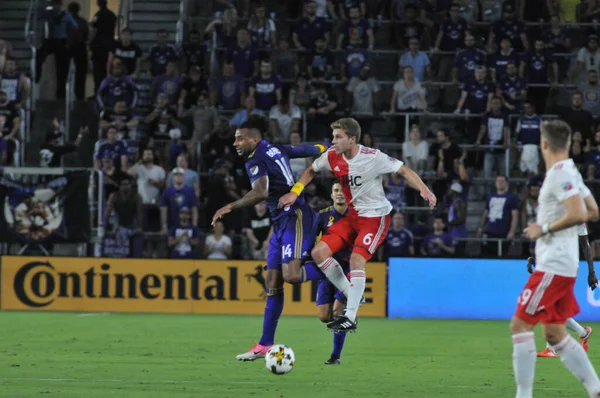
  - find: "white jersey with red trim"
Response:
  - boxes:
[312,145,404,217]
[535,159,586,277]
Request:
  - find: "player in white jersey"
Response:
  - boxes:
[278,117,436,332]
[512,120,600,398]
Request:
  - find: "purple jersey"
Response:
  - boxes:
[182,43,207,73]
[385,177,405,210]
[517,114,543,145]
[213,76,245,110]
[226,45,258,78]
[523,50,555,83]
[160,186,198,228]
[151,74,182,106]
[542,28,570,53]
[386,227,413,257]
[147,44,180,77]
[440,17,467,51]
[0,136,6,166]
[95,140,128,170]
[169,224,200,258]
[422,232,455,257]
[498,76,527,111]
[251,75,282,111]
[96,75,138,109]
[343,48,369,78]
[485,192,519,236]
[462,80,495,114]
[488,50,518,80]
[294,17,329,50]
[454,48,486,82]
[492,20,526,50]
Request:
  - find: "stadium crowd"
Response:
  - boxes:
[4,0,600,259]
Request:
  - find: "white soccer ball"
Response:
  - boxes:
[265,344,295,375]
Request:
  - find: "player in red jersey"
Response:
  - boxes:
[279,118,436,332]
[513,120,600,398]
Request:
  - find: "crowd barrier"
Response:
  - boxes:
[388,258,600,322]
[0,257,387,317]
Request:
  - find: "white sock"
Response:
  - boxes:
[317,257,350,296]
[344,270,366,322]
[512,331,536,398]
[566,318,589,338]
[546,341,555,352]
[553,335,600,397]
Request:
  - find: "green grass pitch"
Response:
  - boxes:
[0,312,598,397]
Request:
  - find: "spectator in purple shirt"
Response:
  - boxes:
[434,2,467,53]
[168,206,201,258]
[488,37,518,82]
[421,217,456,257]
[249,60,282,112]
[337,5,374,50]
[211,61,245,110]
[94,126,129,171]
[147,29,181,77]
[477,175,519,257]
[293,1,330,51]
[151,60,182,106]
[160,167,199,232]
[226,27,259,79]
[453,31,486,83]
[181,29,207,75]
[519,39,557,114]
[341,32,369,82]
[497,62,527,113]
[385,212,414,259]
[97,59,139,110]
[488,3,529,52]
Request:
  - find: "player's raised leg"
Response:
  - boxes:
[236,233,284,361]
[327,215,390,332]
[281,205,323,284]
[566,318,593,352]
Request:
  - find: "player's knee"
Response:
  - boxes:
[265,270,283,289]
[317,309,332,323]
[282,265,302,284]
[509,316,533,334]
[311,244,329,264]
[543,325,567,346]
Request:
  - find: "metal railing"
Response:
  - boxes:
[24,0,40,111]
[64,60,75,144]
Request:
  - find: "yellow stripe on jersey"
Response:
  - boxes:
[294,208,303,258]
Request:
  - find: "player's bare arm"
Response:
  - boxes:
[584,194,600,222]
[278,165,316,209]
[580,234,599,290]
[524,194,587,240]
[396,165,437,208]
[212,176,268,226]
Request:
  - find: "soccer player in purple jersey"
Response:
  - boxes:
[211,114,328,361]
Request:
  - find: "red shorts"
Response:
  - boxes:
[514,271,580,325]
[320,212,390,261]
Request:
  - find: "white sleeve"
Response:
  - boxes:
[552,169,581,202]
[312,151,332,172]
[418,141,429,161]
[291,105,302,119]
[224,235,233,246]
[577,48,586,63]
[375,150,404,175]
[578,223,588,236]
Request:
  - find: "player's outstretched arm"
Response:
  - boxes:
[397,165,437,208]
[584,194,600,222]
[282,143,329,159]
[211,176,268,226]
[278,165,316,209]
[524,194,587,240]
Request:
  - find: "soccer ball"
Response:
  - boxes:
[265,344,295,375]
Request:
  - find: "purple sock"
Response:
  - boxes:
[332,331,346,358]
[258,288,284,346]
[302,262,324,282]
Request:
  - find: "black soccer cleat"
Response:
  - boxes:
[324,356,341,365]
[327,315,357,333]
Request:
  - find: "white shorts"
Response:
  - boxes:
[520,144,539,174]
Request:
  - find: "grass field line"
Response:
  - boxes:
[0,377,572,391]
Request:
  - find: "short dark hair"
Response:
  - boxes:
[67,2,80,14]
[330,118,362,143]
[541,120,572,152]
[239,114,269,138]
[438,128,450,138]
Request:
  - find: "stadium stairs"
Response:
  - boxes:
[128,0,181,53]
[1,0,32,71]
